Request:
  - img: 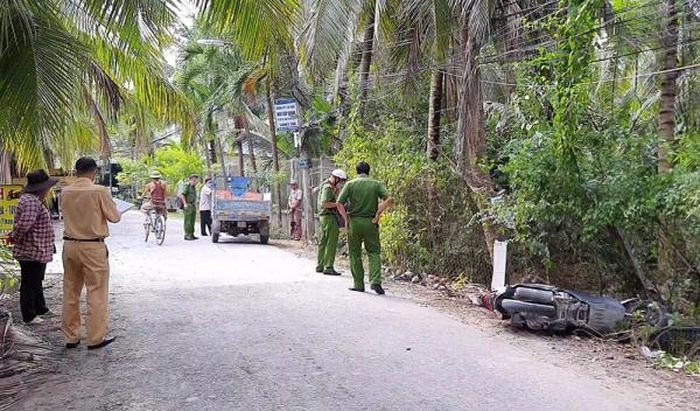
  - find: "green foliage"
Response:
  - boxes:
[117,145,205,193]
[656,352,700,375]
[116,157,153,189]
[0,243,19,296]
[155,145,206,185]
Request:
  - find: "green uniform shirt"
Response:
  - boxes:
[337,174,389,218]
[181,183,197,206]
[317,182,336,216]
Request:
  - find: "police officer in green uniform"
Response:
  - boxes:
[178,174,199,241]
[337,162,393,294]
[316,169,348,275]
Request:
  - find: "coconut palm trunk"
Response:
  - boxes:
[216,136,227,176]
[456,26,501,262]
[427,70,444,160]
[358,16,375,119]
[657,0,680,278]
[658,0,679,173]
[246,129,257,174]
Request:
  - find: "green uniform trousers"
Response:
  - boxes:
[184,205,196,237]
[348,217,382,289]
[317,215,340,272]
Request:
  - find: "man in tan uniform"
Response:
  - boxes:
[61,157,121,350]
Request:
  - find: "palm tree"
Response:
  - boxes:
[0,0,196,171]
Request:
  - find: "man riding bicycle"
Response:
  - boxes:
[141,171,168,224]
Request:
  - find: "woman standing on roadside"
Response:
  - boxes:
[9,170,57,324]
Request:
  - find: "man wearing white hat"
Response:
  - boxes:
[316,169,347,275]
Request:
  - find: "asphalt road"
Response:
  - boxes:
[19,212,654,410]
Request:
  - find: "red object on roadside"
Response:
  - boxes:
[480,292,495,311]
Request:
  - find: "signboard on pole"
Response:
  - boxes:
[299,158,313,169]
[273,98,301,132]
[0,185,22,237]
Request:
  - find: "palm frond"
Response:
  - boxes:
[196,0,301,60]
[298,0,363,79]
[82,86,112,159]
[0,2,88,170]
[91,34,197,145]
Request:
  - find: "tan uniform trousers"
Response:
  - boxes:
[61,241,110,346]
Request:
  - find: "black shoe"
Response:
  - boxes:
[349,287,365,292]
[371,284,385,295]
[323,269,342,276]
[315,267,324,273]
[66,340,80,349]
[202,233,209,237]
[87,337,116,350]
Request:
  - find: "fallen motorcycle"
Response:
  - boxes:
[480,283,669,335]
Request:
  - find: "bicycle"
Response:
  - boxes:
[144,209,166,245]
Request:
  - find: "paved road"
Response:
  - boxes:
[19,212,652,410]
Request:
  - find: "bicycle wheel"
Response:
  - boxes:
[154,215,166,246]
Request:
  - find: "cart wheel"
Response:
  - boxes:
[212,232,220,243]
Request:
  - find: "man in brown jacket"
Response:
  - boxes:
[61,157,121,350]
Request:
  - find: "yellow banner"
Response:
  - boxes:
[0,185,23,236]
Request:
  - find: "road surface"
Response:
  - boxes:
[19,212,654,410]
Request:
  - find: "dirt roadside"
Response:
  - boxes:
[279,240,700,411]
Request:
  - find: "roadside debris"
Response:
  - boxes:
[640,346,663,360]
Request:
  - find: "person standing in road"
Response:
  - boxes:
[199,177,213,236]
[178,174,199,241]
[288,181,303,241]
[61,157,121,349]
[9,170,58,325]
[337,162,393,295]
[316,169,347,276]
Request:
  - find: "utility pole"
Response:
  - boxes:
[299,134,314,243]
[266,78,283,226]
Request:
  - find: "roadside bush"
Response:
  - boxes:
[117,145,205,198]
[335,117,490,282]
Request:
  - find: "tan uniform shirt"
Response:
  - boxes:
[61,178,121,239]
